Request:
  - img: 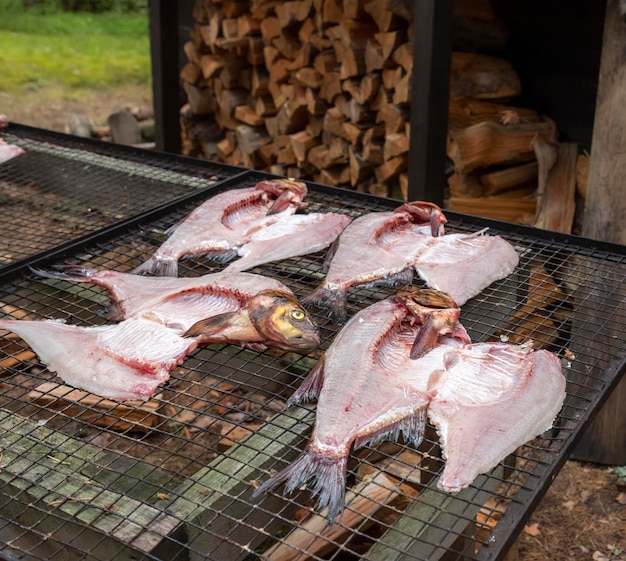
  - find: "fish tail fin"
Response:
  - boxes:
[132,256,178,277]
[253,446,348,526]
[29,266,98,282]
[301,285,347,322]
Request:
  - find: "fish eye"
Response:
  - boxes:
[290,309,306,321]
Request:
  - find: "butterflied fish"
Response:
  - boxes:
[223,212,352,273]
[133,178,308,277]
[253,290,469,524]
[254,290,565,525]
[0,317,197,401]
[303,201,519,320]
[33,267,321,352]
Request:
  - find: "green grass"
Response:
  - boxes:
[0,5,151,94]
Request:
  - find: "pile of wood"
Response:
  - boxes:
[179,0,585,230]
[180,0,419,198]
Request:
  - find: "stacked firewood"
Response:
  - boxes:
[180,0,418,198]
[179,0,584,229]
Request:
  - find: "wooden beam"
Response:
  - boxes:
[148,0,184,153]
[407,0,454,203]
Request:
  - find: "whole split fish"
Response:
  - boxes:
[33,267,321,352]
[302,201,520,320]
[0,317,197,401]
[253,290,565,525]
[133,178,308,277]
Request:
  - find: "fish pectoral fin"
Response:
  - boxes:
[410,315,440,359]
[287,355,325,406]
[184,311,239,338]
[354,407,427,450]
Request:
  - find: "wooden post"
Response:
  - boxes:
[407,0,454,203]
[571,0,626,465]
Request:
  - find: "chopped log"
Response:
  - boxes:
[275,0,313,26]
[445,194,536,224]
[236,124,271,155]
[27,382,161,433]
[383,132,409,161]
[319,72,343,102]
[290,130,318,163]
[260,472,398,561]
[480,162,539,196]
[447,120,558,173]
[349,146,374,186]
[234,105,265,126]
[375,155,407,182]
[376,103,408,134]
[318,164,350,185]
[342,73,382,104]
[108,110,141,146]
[448,98,541,129]
[450,52,522,100]
[576,151,589,199]
[533,142,578,233]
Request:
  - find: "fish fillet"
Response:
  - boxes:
[0,318,197,401]
[224,212,352,272]
[428,341,565,492]
[32,267,291,332]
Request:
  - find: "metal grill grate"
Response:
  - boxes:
[0,124,242,273]
[0,127,625,561]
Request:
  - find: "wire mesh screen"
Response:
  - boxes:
[0,124,242,270]
[0,151,625,561]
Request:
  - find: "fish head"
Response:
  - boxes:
[396,288,461,334]
[396,289,463,358]
[247,289,321,352]
[400,201,447,237]
[258,178,309,213]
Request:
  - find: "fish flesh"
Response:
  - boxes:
[133,178,308,277]
[302,201,519,319]
[254,291,565,525]
[223,211,352,273]
[33,267,321,352]
[253,291,470,524]
[428,340,565,492]
[0,317,197,401]
[0,138,25,164]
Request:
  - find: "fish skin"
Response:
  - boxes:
[0,318,197,401]
[428,341,565,492]
[303,201,519,320]
[132,179,308,277]
[254,292,467,524]
[223,212,352,273]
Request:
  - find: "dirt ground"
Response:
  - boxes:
[2,87,625,561]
